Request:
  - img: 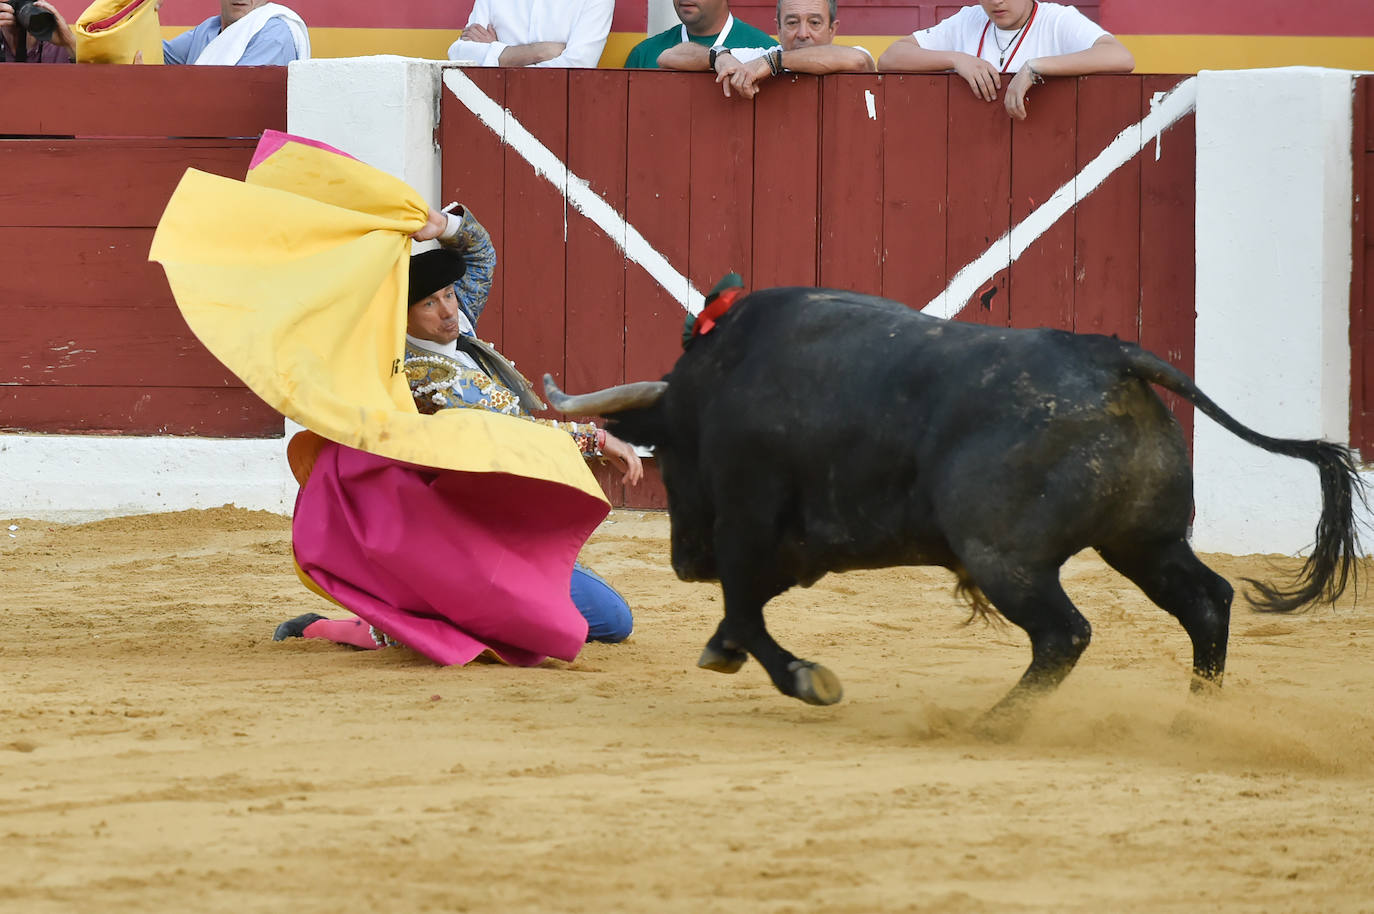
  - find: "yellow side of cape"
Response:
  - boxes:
[74,0,165,64]
[149,136,607,504]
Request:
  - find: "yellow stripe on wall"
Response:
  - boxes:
[160,26,456,61]
[598,32,646,68]
[161,25,643,66]
[1119,35,1374,74]
[309,27,455,60]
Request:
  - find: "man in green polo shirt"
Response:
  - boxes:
[623,0,774,69]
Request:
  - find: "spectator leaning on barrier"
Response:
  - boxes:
[659,0,874,99]
[624,0,773,70]
[447,0,614,68]
[162,0,309,65]
[0,0,74,62]
[877,0,1133,120]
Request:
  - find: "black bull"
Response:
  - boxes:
[545,287,1364,731]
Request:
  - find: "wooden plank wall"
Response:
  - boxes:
[0,67,286,437]
[1353,75,1373,458]
[442,72,1197,507]
[16,69,1374,513]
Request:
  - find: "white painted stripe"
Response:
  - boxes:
[443,68,707,316]
[445,68,1194,323]
[924,76,1198,319]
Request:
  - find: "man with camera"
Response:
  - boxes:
[0,0,75,63]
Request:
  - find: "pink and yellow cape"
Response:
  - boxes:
[150,131,609,666]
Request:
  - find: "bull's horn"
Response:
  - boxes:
[543,374,668,415]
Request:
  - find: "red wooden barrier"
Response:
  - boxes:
[1073,78,1142,341]
[441,70,1199,506]
[754,77,821,289]
[1139,75,1198,451]
[1007,78,1075,331]
[1352,75,1374,458]
[880,75,946,306]
[820,74,884,296]
[0,66,286,437]
[1,69,1214,513]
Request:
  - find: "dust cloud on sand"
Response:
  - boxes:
[3,507,1373,913]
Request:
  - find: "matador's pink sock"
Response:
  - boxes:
[303,617,382,650]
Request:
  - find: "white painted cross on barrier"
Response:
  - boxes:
[441,69,1197,320]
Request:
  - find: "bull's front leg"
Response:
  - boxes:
[703,564,843,707]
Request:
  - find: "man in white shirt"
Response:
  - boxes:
[163,0,309,66]
[447,0,613,68]
[658,0,874,100]
[877,0,1133,119]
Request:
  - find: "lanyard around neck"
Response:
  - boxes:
[682,12,734,46]
[975,1,1038,72]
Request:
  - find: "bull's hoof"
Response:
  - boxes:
[788,660,843,706]
[970,703,1029,743]
[1189,671,1224,694]
[698,644,748,674]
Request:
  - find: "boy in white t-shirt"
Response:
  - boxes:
[877,0,1134,120]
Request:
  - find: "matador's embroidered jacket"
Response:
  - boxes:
[403,208,602,456]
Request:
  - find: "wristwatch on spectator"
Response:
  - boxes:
[709,45,731,71]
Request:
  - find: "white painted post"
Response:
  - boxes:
[287,56,445,212]
[1191,66,1368,555]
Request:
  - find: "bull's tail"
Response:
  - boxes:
[1123,347,1367,612]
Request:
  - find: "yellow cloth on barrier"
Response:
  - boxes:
[148,132,607,502]
[74,0,164,64]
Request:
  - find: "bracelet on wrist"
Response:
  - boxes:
[766,46,783,76]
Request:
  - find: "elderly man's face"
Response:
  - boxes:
[407,286,463,345]
[220,0,269,27]
[778,0,835,49]
[674,0,730,36]
[978,0,1035,30]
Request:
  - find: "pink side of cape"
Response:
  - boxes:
[292,443,607,667]
[249,129,357,172]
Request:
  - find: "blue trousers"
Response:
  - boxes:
[570,563,633,643]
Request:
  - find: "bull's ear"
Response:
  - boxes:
[705,272,745,304]
[685,271,746,348]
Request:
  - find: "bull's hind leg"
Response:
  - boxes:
[966,563,1093,739]
[1098,538,1233,690]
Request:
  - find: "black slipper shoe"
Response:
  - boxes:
[273,612,328,641]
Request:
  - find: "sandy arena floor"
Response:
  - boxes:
[2,506,1373,913]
